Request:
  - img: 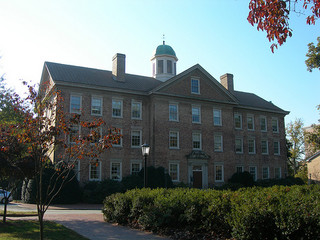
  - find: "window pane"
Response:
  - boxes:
[215,165,223,181]
[169,131,179,148]
[131,130,141,147]
[169,104,178,121]
[90,161,100,180]
[192,133,201,149]
[169,163,178,181]
[247,116,254,130]
[70,95,81,114]
[167,60,172,73]
[132,102,141,119]
[234,114,242,129]
[213,109,221,126]
[131,163,141,176]
[112,100,122,117]
[191,79,199,94]
[192,107,200,123]
[275,167,281,179]
[274,141,280,155]
[272,119,278,132]
[69,125,80,144]
[214,135,222,152]
[260,117,267,131]
[91,97,102,115]
[263,167,269,179]
[111,162,121,180]
[235,138,243,153]
[158,60,163,74]
[248,139,255,154]
[249,167,257,181]
[261,140,268,154]
[236,166,243,173]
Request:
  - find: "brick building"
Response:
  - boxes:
[39,42,289,188]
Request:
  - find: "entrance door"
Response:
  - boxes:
[192,165,202,188]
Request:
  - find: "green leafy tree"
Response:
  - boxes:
[286,118,305,175]
[305,105,320,154]
[306,37,320,72]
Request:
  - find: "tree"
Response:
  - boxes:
[247,0,320,53]
[286,118,305,175]
[306,37,320,72]
[0,81,121,239]
[305,105,320,154]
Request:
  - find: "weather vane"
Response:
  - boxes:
[163,34,165,45]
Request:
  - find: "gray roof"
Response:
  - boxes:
[44,62,288,114]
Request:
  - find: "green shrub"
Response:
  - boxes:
[228,171,255,187]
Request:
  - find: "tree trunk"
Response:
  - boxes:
[2,198,8,223]
[38,210,44,240]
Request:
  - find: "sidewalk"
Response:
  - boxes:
[4,202,169,240]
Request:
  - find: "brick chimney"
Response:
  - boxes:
[220,73,234,93]
[112,53,126,82]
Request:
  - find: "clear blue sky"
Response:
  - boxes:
[0,0,319,127]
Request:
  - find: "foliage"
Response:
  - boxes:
[228,171,255,187]
[306,37,320,72]
[138,166,174,189]
[286,118,305,175]
[103,185,320,239]
[305,105,320,154]
[248,0,320,52]
[294,163,308,183]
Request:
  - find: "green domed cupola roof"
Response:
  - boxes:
[154,41,176,57]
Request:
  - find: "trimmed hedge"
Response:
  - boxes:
[103,185,320,239]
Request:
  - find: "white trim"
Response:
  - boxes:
[110,161,122,181]
[112,128,123,147]
[131,130,142,148]
[70,94,82,114]
[235,137,243,154]
[169,130,179,149]
[249,166,257,181]
[272,117,279,133]
[191,78,200,94]
[274,167,281,179]
[130,160,142,175]
[112,98,123,118]
[247,114,255,131]
[192,132,202,150]
[131,100,142,120]
[234,113,242,129]
[214,164,224,182]
[260,115,267,132]
[248,138,256,154]
[273,140,280,155]
[262,166,270,179]
[213,109,222,126]
[169,162,180,182]
[89,160,101,181]
[261,140,269,155]
[192,105,201,124]
[169,103,179,122]
[214,134,223,152]
[91,96,103,116]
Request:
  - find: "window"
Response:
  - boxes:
[91,97,102,115]
[174,63,176,75]
[131,130,142,148]
[236,166,244,173]
[169,131,179,149]
[249,166,257,181]
[131,101,142,119]
[235,138,243,153]
[89,161,101,181]
[272,118,279,133]
[167,60,172,73]
[215,165,224,182]
[169,103,178,121]
[158,60,163,74]
[90,127,102,144]
[248,139,256,154]
[260,116,267,131]
[234,113,242,129]
[192,106,201,123]
[112,99,123,118]
[213,109,222,126]
[247,115,254,130]
[191,78,200,94]
[192,132,202,150]
[69,125,80,144]
[131,161,142,175]
[111,162,122,181]
[274,167,281,179]
[169,163,179,182]
[261,140,268,154]
[73,160,80,181]
[262,167,269,179]
[70,95,81,114]
[112,128,122,147]
[152,63,155,76]
[214,134,223,152]
[274,141,280,155]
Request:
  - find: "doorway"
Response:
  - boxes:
[192,165,202,188]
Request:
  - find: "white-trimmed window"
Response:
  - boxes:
[89,160,101,181]
[112,99,123,118]
[274,141,280,155]
[90,127,102,144]
[274,167,281,179]
[68,125,80,144]
[213,109,222,126]
[169,103,179,121]
[262,167,269,179]
[260,116,267,132]
[158,60,164,74]
[73,160,80,181]
[167,60,172,74]
[236,166,244,173]
[191,78,200,94]
[272,118,279,133]
[131,130,142,148]
[192,132,202,150]
[169,162,179,182]
[215,164,224,182]
[248,139,256,154]
[111,128,122,147]
[131,101,142,120]
[214,134,223,152]
[249,166,257,181]
[131,161,142,175]
[169,131,179,149]
[261,140,269,154]
[111,161,122,181]
[91,97,102,116]
[234,113,242,129]
[70,95,82,114]
[247,114,254,131]
[235,138,243,153]
[192,106,201,123]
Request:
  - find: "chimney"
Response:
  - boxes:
[220,73,234,93]
[112,53,126,82]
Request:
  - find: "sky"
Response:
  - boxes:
[0,0,319,127]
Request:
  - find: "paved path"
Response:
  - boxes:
[3,203,169,240]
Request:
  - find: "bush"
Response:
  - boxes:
[139,166,174,189]
[228,171,255,187]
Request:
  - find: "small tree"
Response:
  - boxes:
[305,105,320,154]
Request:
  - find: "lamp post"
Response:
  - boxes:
[141,143,150,188]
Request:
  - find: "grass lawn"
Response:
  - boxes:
[0,210,37,217]
[0,220,89,240]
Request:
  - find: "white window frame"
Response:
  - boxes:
[131,130,142,148]
[247,114,255,131]
[169,131,179,149]
[272,117,279,133]
[169,162,179,182]
[214,134,223,152]
[89,160,101,181]
[70,94,82,114]
[68,125,80,144]
[91,96,103,116]
[262,167,269,179]
[110,161,122,181]
[131,100,142,120]
[191,78,200,94]
[261,140,269,155]
[169,103,179,122]
[234,113,242,129]
[130,160,142,175]
[260,116,267,132]
[192,132,202,150]
[112,98,123,118]
[274,167,281,179]
[215,164,224,182]
[248,138,256,154]
[235,137,243,153]
[236,166,244,173]
[90,127,102,145]
[112,128,123,147]
[274,141,280,155]
[249,166,257,181]
[192,105,201,124]
[213,109,222,126]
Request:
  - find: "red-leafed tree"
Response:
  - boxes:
[0,81,121,240]
[248,0,320,55]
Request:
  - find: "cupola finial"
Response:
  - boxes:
[163,34,165,45]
